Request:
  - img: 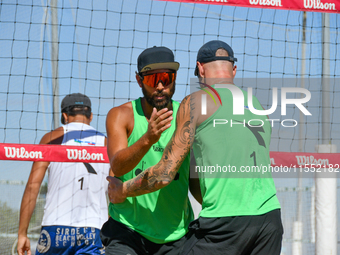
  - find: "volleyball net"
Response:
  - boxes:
[0,0,340,254]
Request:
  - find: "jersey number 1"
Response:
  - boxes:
[78,163,98,190]
[245,124,266,167]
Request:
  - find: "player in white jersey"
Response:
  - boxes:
[18,93,110,255]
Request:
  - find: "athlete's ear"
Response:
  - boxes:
[136,72,143,88]
[197,62,205,78]
[62,112,68,124]
[233,65,237,78]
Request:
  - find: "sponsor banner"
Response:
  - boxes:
[270,151,339,168]
[161,0,339,13]
[0,143,109,163]
[0,144,339,167]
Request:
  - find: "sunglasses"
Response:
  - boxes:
[140,71,176,88]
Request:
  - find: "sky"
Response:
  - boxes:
[0,0,339,146]
[0,1,339,253]
[0,0,339,174]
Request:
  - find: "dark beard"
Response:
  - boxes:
[142,83,175,111]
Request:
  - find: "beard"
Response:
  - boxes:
[142,83,175,111]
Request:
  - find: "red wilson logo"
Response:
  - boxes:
[303,0,336,10]
[249,0,282,7]
[4,147,43,159]
[295,155,330,167]
[66,149,104,161]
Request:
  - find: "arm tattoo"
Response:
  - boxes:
[123,96,192,197]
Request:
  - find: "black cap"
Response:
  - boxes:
[194,40,237,76]
[61,93,91,111]
[137,46,179,73]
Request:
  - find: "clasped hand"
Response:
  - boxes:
[107,176,126,204]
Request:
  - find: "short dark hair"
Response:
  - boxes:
[61,105,91,124]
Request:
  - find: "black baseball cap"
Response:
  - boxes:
[61,93,91,111]
[194,40,237,76]
[137,46,179,74]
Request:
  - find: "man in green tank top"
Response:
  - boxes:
[101,46,194,255]
[107,40,283,255]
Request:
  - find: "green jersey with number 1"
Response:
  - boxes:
[109,98,194,244]
[193,85,280,218]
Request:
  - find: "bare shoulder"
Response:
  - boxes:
[181,94,191,105]
[107,102,133,121]
[192,88,220,126]
[40,126,64,145]
[106,101,134,134]
[179,91,212,129]
[179,92,202,114]
[177,95,191,116]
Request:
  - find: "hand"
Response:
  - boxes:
[145,108,173,144]
[17,234,31,255]
[107,176,126,204]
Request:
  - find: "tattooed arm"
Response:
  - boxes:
[107,95,197,202]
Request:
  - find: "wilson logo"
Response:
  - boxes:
[304,0,336,10]
[249,0,282,7]
[4,147,43,159]
[198,0,228,2]
[66,149,104,161]
[295,155,329,166]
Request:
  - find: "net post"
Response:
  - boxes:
[315,144,337,255]
[292,221,303,255]
[293,11,307,255]
[321,13,330,145]
[51,0,60,129]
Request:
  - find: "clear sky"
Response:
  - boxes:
[0,0,339,179]
[0,1,339,251]
[0,1,339,253]
[1,0,339,147]
[0,0,339,186]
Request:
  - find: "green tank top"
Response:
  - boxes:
[193,85,280,218]
[109,98,194,244]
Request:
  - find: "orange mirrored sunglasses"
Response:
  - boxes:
[141,72,176,88]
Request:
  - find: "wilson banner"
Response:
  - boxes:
[160,0,340,13]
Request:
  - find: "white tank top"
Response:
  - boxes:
[41,123,109,229]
